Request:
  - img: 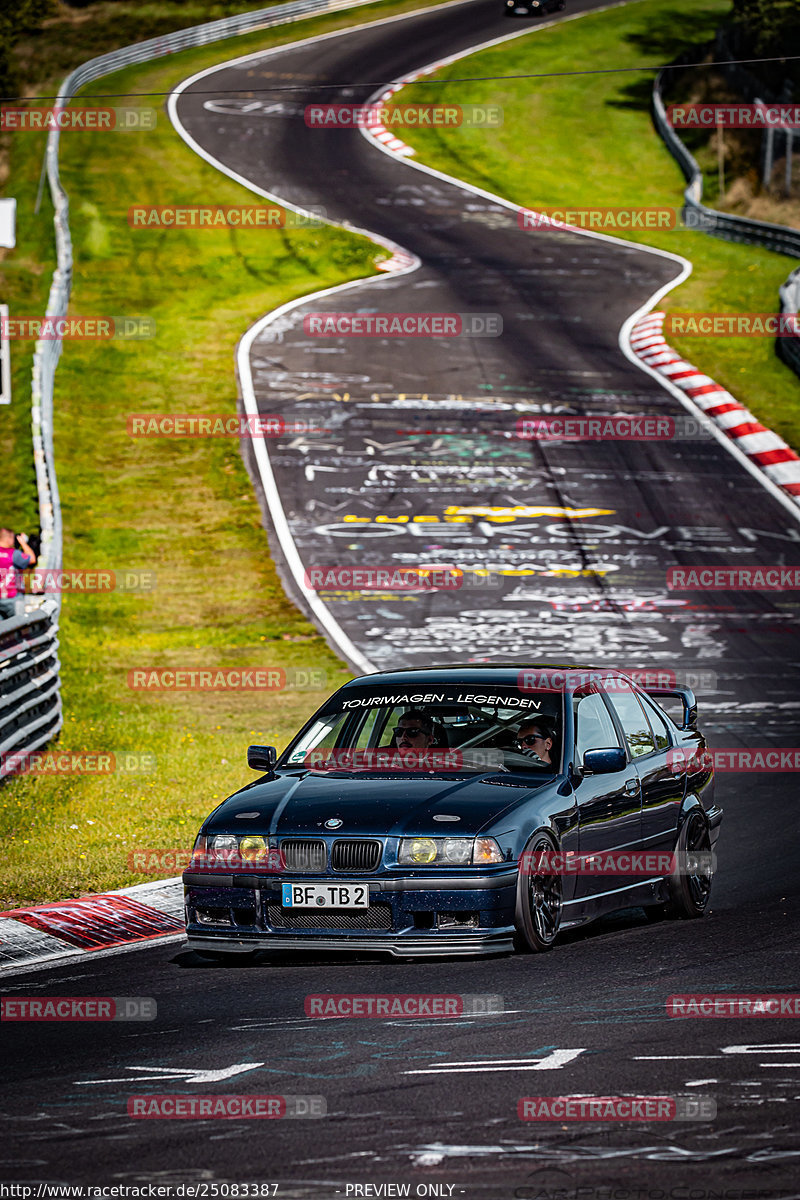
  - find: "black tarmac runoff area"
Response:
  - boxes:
[4,1,800,1198]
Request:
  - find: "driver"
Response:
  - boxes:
[515,718,555,766]
[394,708,435,750]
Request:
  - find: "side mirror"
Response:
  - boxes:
[247,744,277,772]
[582,747,627,775]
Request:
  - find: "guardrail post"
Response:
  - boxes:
[763,127,775,189]
[787,130,794,199]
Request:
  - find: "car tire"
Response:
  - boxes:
[514,831,563,952]
[666,809,714,919]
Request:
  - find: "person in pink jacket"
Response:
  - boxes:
[0,528,36,620]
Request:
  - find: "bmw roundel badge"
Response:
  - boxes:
[324,817,343,829]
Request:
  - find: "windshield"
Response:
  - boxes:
[280,686,563,775]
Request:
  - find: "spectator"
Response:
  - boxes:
[0,528,36,620]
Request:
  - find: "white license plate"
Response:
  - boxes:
[282,882,369,908]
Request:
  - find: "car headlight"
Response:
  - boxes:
[403,837,438,864]
[238,835,268,862]
[194,833,272,865]
[441,837,473,864]
[210,834,238,853]
[398,836,502,865]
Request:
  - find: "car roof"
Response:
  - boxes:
[338,664,632,690]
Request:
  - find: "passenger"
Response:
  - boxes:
[515,718,556,766]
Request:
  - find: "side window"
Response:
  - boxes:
[638,692,672,751]
[286,712,350,762]
[574,691,621,761]
[607,680,656,758]
[353,707,384,749]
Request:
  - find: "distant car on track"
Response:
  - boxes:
[183,664,721,960]
[504,0,565,16]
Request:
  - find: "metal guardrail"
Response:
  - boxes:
[0,600,62,776]
[652,64,800,377]
[0,0,394,776]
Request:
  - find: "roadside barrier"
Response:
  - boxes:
[651,59,800,379]
[0,601,62,777]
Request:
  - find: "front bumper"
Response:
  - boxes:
[183,869,518,957]
[186,932,515,957]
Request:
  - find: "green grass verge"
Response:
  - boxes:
[396,0,800,451]
[0,0,452,909]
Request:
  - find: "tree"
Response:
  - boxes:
[0,0,54,102]
[729,0,800,91]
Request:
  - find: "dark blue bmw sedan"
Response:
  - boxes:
[183,664,722,960]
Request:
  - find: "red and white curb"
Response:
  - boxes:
[0,878,184,971]
[630,311,800,504]
[366,82,417,159]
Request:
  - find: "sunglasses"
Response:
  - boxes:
[517,733,547,746]
[397,727,427,737]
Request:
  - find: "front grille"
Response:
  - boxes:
[279,839,327,873]
[331,839,382,872]
[267,904,393,930]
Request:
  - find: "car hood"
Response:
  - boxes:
[206,769,557,838]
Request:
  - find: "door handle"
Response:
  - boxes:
[625,778,641,794]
